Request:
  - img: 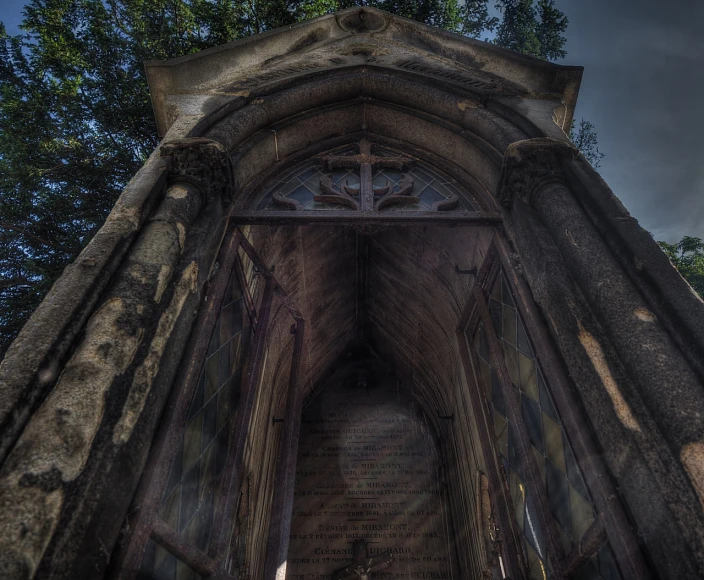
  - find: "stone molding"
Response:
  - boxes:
[160,138,233,204]
[144,8,583,138]
[497,138,578,209]
[335,8,389,33]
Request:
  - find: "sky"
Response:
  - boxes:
[555,0,704,243]
[1,0,702,243]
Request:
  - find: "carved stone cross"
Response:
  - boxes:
[317,139,418,211]
[331,539,394,580]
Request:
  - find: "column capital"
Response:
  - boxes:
[160,137,233,204]
[497,138,578,209]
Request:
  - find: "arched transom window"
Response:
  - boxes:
[255,139,477,212]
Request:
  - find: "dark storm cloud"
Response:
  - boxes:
[557,0,704,242]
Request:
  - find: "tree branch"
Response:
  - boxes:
[0,222,81,254]
[0,276,33,292]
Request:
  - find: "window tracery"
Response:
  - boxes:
[468,268,622,580]
[255,140,477,212]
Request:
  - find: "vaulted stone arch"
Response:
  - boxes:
[1,8,703,580]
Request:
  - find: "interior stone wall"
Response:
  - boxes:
[287,359,457,580]
[227,230,302,579]
[240,225,357,396]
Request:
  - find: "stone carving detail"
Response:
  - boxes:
[160,137,233,204]
[241,61,327,86]
[272,139,458,212]
[336,9,389,33]
[497,138,578,209]
[318,139,420,211]
[331,539,394,580]
[272,189,304,211]
[395,60,519,96]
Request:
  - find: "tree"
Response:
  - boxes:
[0,0,574,358]
[491,2,604,168]
[657,236,704,297]
[534,0,568,60]
[570,117,605,169]
[494,0,567,60]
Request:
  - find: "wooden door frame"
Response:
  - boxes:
[114,225,305,579]
[456,232,648,579]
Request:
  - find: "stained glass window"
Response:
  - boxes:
[139,265,249,580]
[255,146,357,211]
[471,270,621,580]
[371,147,474,212]
[255,143,477,212]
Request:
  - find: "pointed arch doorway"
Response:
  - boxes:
[117,131,505,580]
[116,131,647,580]
[233,136,497,580]
[214,126,647,580]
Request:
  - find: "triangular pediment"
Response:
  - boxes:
[145,7,582,137]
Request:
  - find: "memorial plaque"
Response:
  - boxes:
[286,376,456,580]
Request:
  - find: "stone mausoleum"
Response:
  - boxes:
[0,8,703,580]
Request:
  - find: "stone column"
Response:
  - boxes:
[0,138,231,580]
[498,138,704,578]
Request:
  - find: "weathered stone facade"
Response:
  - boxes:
[0,8,702,580]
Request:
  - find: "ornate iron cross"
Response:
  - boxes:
[331,539,394,580]
[316,139,418,211]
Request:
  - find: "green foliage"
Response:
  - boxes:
[658,236,704,297]
[494,0,567,60]
[534,0,567,60]
[333,0,497,33]
[492,2,604,172]
[569,117,605,169]
[0,0,572,357]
